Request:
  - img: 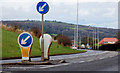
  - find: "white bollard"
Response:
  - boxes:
[40,34,52,60]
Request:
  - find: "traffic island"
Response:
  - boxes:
[2,59,66,65]
[2,61,51,65]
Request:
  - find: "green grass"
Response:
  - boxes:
[2,29,86,58]
[0,28,2,58]
[117,49,120,51]
[66,27,86,31]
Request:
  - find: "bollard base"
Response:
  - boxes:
[2,61,51,65]
[21,60,30,64]
[2,60,66,65]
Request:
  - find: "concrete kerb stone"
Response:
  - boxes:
[2,61,51,65]
[2,59,67,65]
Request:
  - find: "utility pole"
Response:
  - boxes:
[80,31,82,48]
[93,27,94,50]
[77,0,79,49]
[97,27,99,50]
[74,26,76,47]
[95,28,96,50]
[74,0,79,48]
[62,31,64,35]
[88,25,90,47]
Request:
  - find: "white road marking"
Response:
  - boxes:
[99,57,104,59]
[79,61,85,63]
[40,63,70,69]
[6,63,71,69]
[110,56,114,57]
[88,59,94,62]
[8,67,35,69]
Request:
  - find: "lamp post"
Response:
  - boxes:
[93,27,94,50]
[97,27,99,50]
[87,25,90,48]
[77,0,79,48]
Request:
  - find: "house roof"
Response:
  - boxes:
[98,38,118,45]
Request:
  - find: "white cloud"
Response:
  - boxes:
[78,10,90,16]
[83,21,118,29]
[0,0,118,29]
[103,8,117,18]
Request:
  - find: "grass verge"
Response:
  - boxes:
[2,29,86,59]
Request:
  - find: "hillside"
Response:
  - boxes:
[2,29,86,58]
[2,20,118,40]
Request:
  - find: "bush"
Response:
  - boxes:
[117,49,120,51]
[31,27,41,38]
[12,25,18,32]
[56,34,72,47]
[2,24,18,32]
[54,34,62,40]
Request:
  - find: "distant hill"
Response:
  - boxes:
[2,20,118,40]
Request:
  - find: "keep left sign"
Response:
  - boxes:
[36,1,49,14]
[18,32,33,61]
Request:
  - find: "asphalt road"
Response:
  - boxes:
[39,56,118,71]
[2,51,119,72]
[1,50,103,64]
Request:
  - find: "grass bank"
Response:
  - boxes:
[2,29,86,58]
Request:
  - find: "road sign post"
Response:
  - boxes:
[40,34,52,61]
[41,14,44,62]
[36,1,49,61]
[18,32,33,61]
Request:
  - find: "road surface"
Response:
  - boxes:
[2,51,119,72]
[1,50,103,64]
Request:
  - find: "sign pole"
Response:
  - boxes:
[36,0,49,62]
[41,0,44,62]
[41,14,44,61]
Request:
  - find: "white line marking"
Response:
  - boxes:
[40,63,70,69]
[79,61,85,63]
[110,56,114,57]
[99,57,104,59]
[8,67,35,69]
[88,59,94,62]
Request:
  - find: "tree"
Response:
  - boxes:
[31,27,41,38]
[81,37,98,47]
[56,34,72,46]
[117,30,120,43]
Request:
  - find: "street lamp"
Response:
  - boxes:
[97,27,100,50]
[87,25,90,48]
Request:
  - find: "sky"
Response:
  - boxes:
[0,0,119,29]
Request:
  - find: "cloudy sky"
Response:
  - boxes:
[0,0,119,29]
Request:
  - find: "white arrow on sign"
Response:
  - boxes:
[21,36,30,45]
[39,3,47,11]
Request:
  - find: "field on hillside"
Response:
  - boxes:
[2,21,118,40]
[2,29,86,58]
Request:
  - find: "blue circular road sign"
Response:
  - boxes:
[36,1,49,14]
[18,32,33,47]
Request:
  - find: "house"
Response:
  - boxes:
[98,38,118,45]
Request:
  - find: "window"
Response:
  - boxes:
[104,42,108,44]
